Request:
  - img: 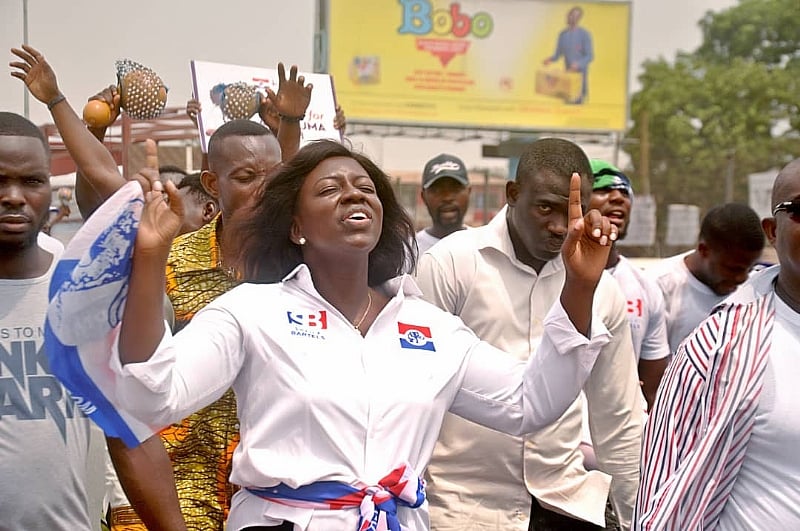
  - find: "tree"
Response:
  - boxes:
[697,0,800,68]
[624,0,800,247]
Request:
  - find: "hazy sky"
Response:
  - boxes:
[0,0,738,169]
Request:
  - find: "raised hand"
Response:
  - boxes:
[9,44,61,104]
[264,63,312,120]
[91,85,122,123]
[85,85,122,130]
[333,104,347,134]
[134,140,183,254]
[186,98,201,125]
[257,96,280,135]
[561,172,617,288]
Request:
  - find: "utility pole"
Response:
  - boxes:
[639,110,651,196]
[481,168,490,226]
[725,149,735,203]
[23,0,30,119]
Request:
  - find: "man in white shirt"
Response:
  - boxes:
[417,138,642,531]
[648,203,764,353]
[635,159,800,530]
[415,153,471,254]
[588,159,669,410]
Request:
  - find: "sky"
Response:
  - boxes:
[0,0,739,171]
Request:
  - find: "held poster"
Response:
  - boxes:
[191,60,341,152]
[328,0,631,131]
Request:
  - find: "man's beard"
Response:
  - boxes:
[434,209,464,231]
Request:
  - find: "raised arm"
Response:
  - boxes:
[450,301,611,436]
[185,98,210,171]
[262,63,312,162]
[334,104,347,137]
[10,45,127,204]
[450,176,617,433]
[75,85,123,217]
[118,140,182,365]
[560,172,617,336]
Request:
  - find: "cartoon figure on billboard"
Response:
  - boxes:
[349,56,381,85]
[540,6,593,104]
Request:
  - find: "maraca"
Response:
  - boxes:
[82,99,113,128]
[210,82,261,121]
[81,59,168,127]
[116,59,168,120]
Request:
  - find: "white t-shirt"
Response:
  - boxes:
[609,256,670,361]
[415,228,441,255]
[112,264,609,531]
[0,244,94,530]
[716,295,800,528]
[415,226,470,256]
[649,252,728,353]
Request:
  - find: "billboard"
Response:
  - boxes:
[327,0,631,132]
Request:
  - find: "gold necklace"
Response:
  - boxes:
[353,291,373,330]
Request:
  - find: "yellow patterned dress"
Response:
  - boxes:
[110,216,240,531]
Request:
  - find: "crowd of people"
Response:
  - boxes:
[2,42,798,531]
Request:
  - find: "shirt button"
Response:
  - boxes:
[513,509,527,521]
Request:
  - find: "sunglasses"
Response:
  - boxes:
[772,200,800,221]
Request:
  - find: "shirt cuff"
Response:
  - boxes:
[543,300,610,367]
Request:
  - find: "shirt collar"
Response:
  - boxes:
[282,264,424,300]
[473,205,564,276]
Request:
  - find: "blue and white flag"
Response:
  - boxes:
[45,181,157,448]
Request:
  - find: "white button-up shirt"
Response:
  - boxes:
[416,208,643,530]
[112,264,609,530]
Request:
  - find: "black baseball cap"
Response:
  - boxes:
[422,154,469,189]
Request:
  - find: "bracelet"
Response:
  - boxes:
[47,93,66,111]
[278,113,305,123]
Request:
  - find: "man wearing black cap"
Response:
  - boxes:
[416,153,471,254]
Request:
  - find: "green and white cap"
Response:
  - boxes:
[590,159,633,199]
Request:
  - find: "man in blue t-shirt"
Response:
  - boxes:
[544,6,594,104]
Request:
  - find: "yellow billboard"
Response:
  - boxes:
[327,0,630,131]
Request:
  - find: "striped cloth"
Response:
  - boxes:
[44,181,158,448]
[247,463,426,531]
[634,289,775,530]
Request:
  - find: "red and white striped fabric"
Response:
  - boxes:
[635,291,775,529]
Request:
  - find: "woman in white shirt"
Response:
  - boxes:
[115,140,618,531]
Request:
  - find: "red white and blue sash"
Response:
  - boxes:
[247,463,425,531]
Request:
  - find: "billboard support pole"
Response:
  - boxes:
[640,110,651,196]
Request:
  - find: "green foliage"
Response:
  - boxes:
[697,0,800,67]
[624,0,800,237]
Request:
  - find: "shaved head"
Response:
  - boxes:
[772,158,800,205]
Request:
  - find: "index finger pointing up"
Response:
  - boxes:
[568,172,583,223]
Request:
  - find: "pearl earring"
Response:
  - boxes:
[298,237,306,246]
